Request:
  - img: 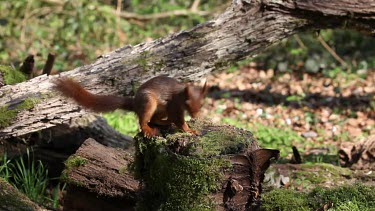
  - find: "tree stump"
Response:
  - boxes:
[133,119,279,210]
[62,138,138,211]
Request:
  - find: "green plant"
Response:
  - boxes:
[47,182,66,209]
[0,153,11,181]
[252,123,305,157]
[103,111,139,136]
[11,149,48,204]
[0,0,224,72]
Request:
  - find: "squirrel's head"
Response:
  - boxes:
[185,80,208,118]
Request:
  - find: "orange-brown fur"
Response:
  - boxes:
[54,76,208,137]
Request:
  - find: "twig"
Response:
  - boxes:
[20,55,35,79]
[42,53,55,76]
[293,34,306,49]
[290,146,302,164]
[190,0,201,12]
[116,0,125,43]
[317,35,348,68]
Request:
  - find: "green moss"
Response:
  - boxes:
[0,98,39,128]
[133,136,230,211]
[197,129,249,157]
[262,184,375,211]
[308,184,375,210]
[64,155,87,171]
[295,163,352,185]
[119,166,128,174]
[0,106,17,128]
[61,155,87,187]
[132,120,256,210]
[262,188,309,211]
[0,65,27,85]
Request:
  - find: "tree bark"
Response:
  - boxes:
[62,138,138,211]
[339,135,375,170]
[1,0,375,139]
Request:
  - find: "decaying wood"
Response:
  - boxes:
[42,53,55,76]
[134,120,279,210]
[63,138,138,211]
[19,55,34,79]
[0,178,48,211]
[339,135,375,170]
[1,0,375,139]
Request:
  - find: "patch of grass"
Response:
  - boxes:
[0,154,11,181]
[103,111,139,136]
[46,182,66,209]
[11,149,48,204]
[0,65,27,85]
[252,123,305,156]
[221,117,306,157]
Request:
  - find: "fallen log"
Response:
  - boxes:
[0,178,48,211]
[1,0,375,139]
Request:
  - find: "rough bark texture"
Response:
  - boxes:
[0,178,48,211]
[339,135,375,170]
[1,0,374,139]
[133,119,279,210]
[63,138,138,211]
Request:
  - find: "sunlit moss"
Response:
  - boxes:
[0,65,27,85]
[132,120,254,210]
[262,184,375,211]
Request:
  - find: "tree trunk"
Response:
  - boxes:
[1,0,374,139]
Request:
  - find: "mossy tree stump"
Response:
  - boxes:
[133,119,279,210]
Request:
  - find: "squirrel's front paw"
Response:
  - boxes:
[188,129,200,136]
[142,127,160,138]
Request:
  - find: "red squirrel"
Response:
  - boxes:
[54,76,208,137]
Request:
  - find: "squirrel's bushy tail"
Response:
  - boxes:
[54,77,134,113]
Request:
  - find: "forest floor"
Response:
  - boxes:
[199,64,375,190]
[201,63,374,157]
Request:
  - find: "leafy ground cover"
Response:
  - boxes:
[203,65,374,157]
